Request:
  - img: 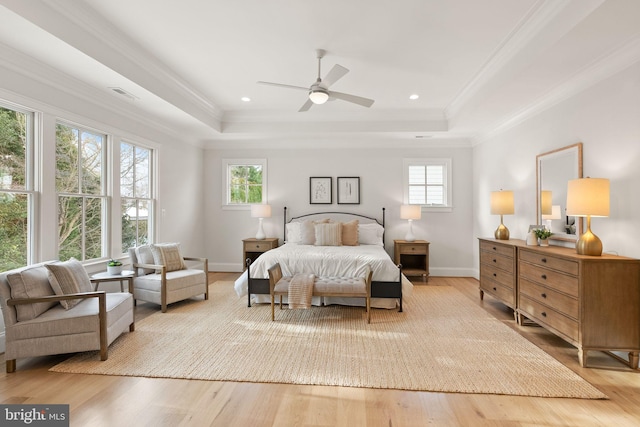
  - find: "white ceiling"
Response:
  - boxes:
[0,0,638,146]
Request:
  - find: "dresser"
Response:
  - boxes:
[478,238,640,369]
[394,240,429,282]
[478,238,526,321]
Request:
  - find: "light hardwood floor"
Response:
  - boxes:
[2,273,640,426]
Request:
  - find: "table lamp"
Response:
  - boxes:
[566,177,609,256]
[490,190,514,240]
[542,204,561,231]
[250,204,272,240]
[540,190,552,215]
[400,205,421,242]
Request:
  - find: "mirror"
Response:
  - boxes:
[536,143,583,242]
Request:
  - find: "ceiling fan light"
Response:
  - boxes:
[309,89,329,104]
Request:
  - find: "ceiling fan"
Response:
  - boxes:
[257,49,375,112]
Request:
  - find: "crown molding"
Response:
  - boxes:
[445,0,606,121]
[0,42,210,146]
[474,34,640,146]
[1,0,224,130]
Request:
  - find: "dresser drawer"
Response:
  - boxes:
[244,241,273,252]
[397,244,427,255]
[519,261,579,298]
[519,250,579,275]
[480,251,514,274]
[480,279,515,306]
[480,241,514,258]
[480,264,514,289]
[519,277,578,320]
[519,295,579,342]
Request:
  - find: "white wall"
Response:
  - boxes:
[204,143,475,276]
[473,61,640,273]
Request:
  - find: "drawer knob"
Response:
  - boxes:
[541,274,547,280]
[493,259,497,263]
[541,293,547,298]
[541,311,547,317]
[541,258,547,263]
[493,273,497,277]
[493,287,497,291]
[492,246,497,251]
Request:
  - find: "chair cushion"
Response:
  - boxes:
[6,292,132,341]
[6,266,58,322]
[150,243,185,273]
[134,268,205,292]
[45,259,93,310]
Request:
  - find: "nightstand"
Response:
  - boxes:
[242,237,279,270]
[394,240,429,282]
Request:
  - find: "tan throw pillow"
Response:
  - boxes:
[150,243,186,273]
[7,266,58,321]
[341,220,359,246]
[46,258,93,310]
[315,222,343,246]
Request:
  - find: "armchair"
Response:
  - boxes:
[0,261,135,373]
[128,243,209,312]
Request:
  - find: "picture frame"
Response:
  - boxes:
[337,177,360,204]
[309,177,332,204]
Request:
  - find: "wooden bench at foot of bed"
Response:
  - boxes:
[267,263,372,324]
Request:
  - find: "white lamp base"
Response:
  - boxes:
[255,218,266,240]
[405,219,416,242]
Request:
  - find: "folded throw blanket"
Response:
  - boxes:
[288,273,315,309]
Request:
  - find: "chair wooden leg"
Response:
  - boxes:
[271,295,275,321]
[129,322,135,332]
[6,359,16,373]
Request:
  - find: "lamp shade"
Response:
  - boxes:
[490,191,514,215]
[400,205,421,220]
[566,178,609,217]
[250,204,272,218]
[540,190,552,215]
[542,205,561,220]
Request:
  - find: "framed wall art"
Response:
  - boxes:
[337,177,360,204]
[310,177,332,204]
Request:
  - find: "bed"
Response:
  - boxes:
[233,208,412,310]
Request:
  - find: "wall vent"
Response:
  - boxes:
[109,87,138,100]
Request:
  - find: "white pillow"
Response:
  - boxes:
[285,222,301,243]
[358,223,384,246]
[299,220,316,245]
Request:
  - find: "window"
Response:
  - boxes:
[55,122,107,261]
[0,105,34,270]
[223,159,267,207]
[120,141,154,252]
[403,158,452,211]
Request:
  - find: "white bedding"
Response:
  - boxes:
[234,243,412,309]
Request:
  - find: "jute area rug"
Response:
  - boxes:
[50,282,606,399]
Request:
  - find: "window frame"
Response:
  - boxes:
[0,102,37,269]
[403,158,453,213]
[222,158,268,210]
[55,120,109,261]
[119,140,155,252]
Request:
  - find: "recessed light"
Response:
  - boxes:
[241,97,251,102]
[409,94,419,100]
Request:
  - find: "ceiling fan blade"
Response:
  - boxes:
[257,81,309,91]
[329,91,375,108]
[322,64,349,88]
[298,98,314,112]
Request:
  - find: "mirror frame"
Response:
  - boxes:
[536,143,583,242]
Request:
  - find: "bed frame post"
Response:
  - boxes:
[283,206,287,242]
[382,207,386,246]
